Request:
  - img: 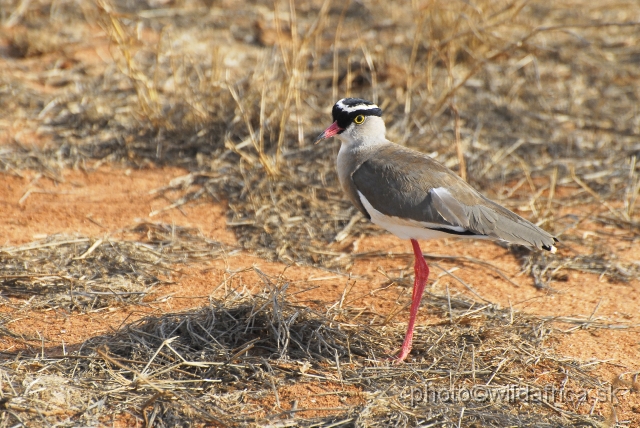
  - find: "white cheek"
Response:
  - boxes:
[350,127,360,139]
[337,125,356,141]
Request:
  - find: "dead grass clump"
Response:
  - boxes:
[89,270,384,364]
[0,270,616,426]
[0,223,230,311]
[522,249,640,289]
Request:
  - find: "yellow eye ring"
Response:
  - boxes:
[354,115,365,124]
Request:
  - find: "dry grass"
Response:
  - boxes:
[1,269,626,426]
[0,223,231,311]
[1,0,639,426]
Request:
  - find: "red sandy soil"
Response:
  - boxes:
[1,166,638,423]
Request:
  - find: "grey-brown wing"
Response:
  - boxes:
[351,145,557,250]
[351,147,476,230]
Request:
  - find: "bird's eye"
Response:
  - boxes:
[354,115,365,124]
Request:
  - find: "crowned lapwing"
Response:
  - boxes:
[314,98,557,362]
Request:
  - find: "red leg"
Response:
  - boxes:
[396,239,430,362]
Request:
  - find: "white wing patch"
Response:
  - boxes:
[430,187,470,228]
[357,191,490,241]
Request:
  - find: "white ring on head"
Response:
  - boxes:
[336,99,380,113]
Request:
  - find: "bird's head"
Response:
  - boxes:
[314,98,385,145]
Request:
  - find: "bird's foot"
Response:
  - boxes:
[390,342,412,364]
[381,343,410,363]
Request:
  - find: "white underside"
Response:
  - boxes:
[358,191,492,241]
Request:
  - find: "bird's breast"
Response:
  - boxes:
[336,143,352,191]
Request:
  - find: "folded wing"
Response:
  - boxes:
[351,145,557,252]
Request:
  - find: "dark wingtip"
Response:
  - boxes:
[542,238,558,253]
